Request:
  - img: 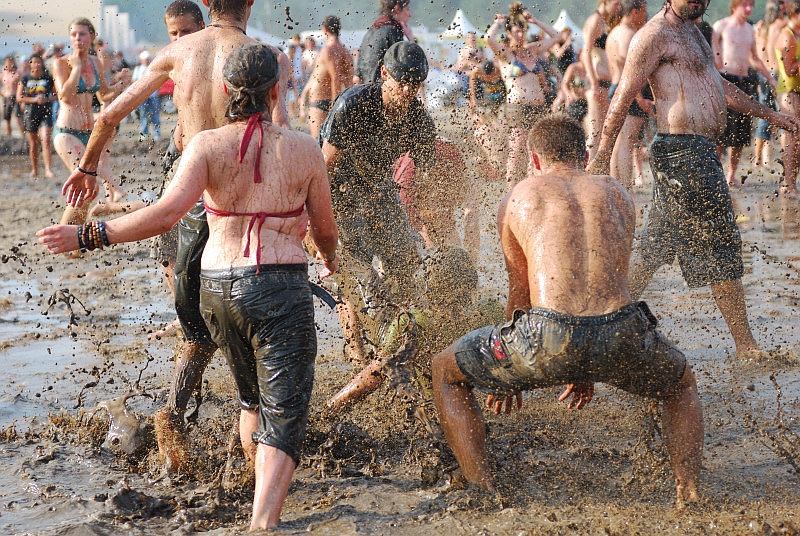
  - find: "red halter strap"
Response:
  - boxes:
[239,113,264,183]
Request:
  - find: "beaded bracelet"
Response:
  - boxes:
[76,166,98,177]
[76,225,86,252]
[98,221,110,247]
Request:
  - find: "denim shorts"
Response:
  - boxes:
[454,302,686,398]
[639,134,744,288]
[199,264,316,463]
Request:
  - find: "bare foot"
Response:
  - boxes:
[675,484,700,511]
[44,169,54,178]
[153,408,190,472]
[148,318,181,340]
[29,169,37,178]
[734,347,771,361]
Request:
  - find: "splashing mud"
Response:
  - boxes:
[0,111,799,535]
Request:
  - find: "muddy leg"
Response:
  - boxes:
[250,445,296,531]
[660,363,703,509]
[432,344,493,491]
[710,278,759,357]
[154,341,216,471]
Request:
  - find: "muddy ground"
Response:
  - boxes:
[1,111,799,535]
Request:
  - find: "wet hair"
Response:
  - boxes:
[621,0,647,16]
[506,2,529,33]
[527,114,586,166]
[322,15,341,36]
[223,43,280,121]
[69,17,96,38]
[380,0,410,17]
[207,0,247,20]
[787,0,800,15]
[165,0,205,26]
[3,55,16,68]
[28,53,43,65]
[482,60,496,75]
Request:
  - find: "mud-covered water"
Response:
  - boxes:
[1,115,799,535]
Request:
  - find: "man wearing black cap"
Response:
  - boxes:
[320,41,436,363]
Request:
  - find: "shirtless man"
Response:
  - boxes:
[582,0,622,157]
[588,0,800,359]
[606,0,652,189]
[713,0,775,186]
[2,56,24,137]
[432,115,703,509]
[147,0,206,340]
[299,16,353,139]
[39,43,338,530]
[60,0,291,471]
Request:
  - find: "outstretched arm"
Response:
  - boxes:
[39,135,207,253]
[62,51,173,206]
[724,78,800,132]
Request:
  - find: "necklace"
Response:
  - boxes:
[209,23,246,35]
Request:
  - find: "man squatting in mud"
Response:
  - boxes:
[39,43,338,532]
[58,0,291,470]
[587,0,800,359]
[319,41,436,365]
[432,114,704,509]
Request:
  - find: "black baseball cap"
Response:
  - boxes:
[384,41,429,84]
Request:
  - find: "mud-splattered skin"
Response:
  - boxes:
[95,394,152,456]
[589,0,800,174]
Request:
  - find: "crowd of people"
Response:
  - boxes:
[11,0,798,531]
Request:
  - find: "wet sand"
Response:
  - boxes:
[1,113,799,535]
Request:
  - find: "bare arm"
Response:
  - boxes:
[724,78,800,131]
[38,136,206,253]
[498,191,530,317]
[588,30,659,174]
[468,69,479,108]
[749,34,774,85]
[486,15,509,59]
[304,141,339,274]
[62,53,172,205]
[582,16,602,88]
[322,140,343,183]
[711,20,725,72]
[777,29,800,77]
[53,56,82,101]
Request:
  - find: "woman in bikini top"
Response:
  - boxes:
[52,17,129,226]
[486,4,560,107]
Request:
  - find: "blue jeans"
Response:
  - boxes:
[138,94,161,138]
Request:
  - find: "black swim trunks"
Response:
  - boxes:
[3,95,20,121]
[174,201,216,345]
[309,99,331,112]
[454,301,686,398]
[718,71,758,148]
[199,264,316,463]
[608,83,650,118]
[640,133,744,287]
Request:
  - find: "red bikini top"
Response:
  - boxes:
[203,113,304,272]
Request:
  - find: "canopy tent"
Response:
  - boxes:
[246,27,288,49]
[439,9,479,39]
[552,10,584,52]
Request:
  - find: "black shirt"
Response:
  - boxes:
[20,72,55,114]
[355,18,405,84]
[320,83,436,195]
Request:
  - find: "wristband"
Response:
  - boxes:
[98,220,110,247]
[76,166,98,177]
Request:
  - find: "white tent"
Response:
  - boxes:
[439,9,479,39]
[246,27,288,49]
[552,10,584,52]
